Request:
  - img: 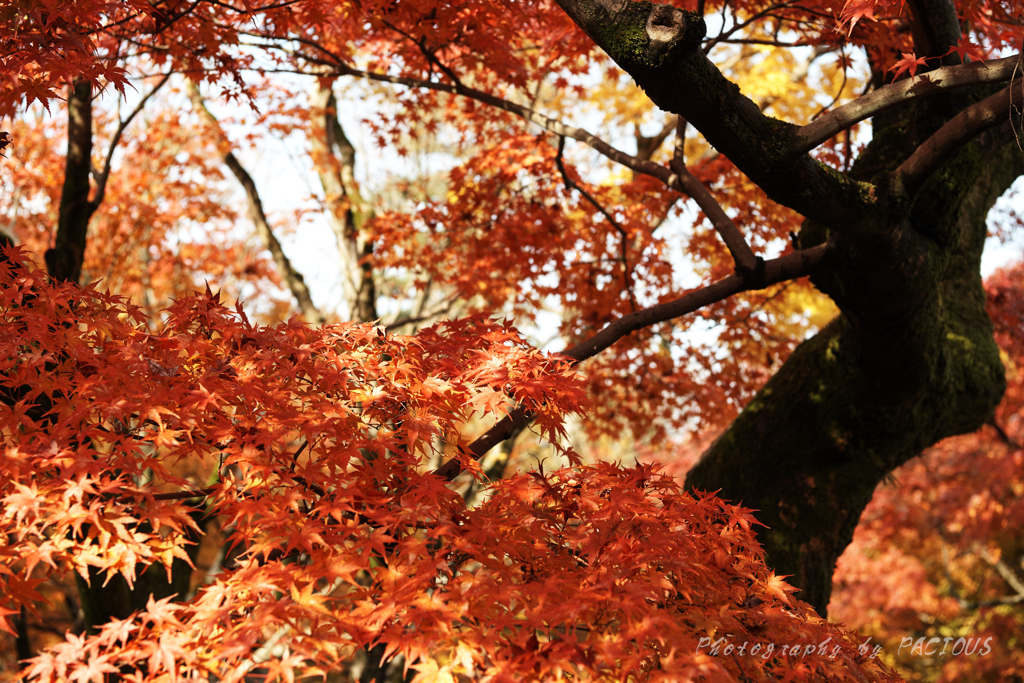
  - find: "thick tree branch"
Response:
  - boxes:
[794,55,1023,154]
[561,243,831,361]
[187,81,323,324]
[896,79,1024,195]
[668,158,759,273]
[552,0,877,230]
[433,242,834,480]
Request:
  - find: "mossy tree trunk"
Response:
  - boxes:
[555,0,1024,614]
[686,99,1024,613]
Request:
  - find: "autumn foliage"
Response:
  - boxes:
[0,248,897,681]
[2,0,1024,679]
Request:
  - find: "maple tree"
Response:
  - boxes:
[1,0,1024,680]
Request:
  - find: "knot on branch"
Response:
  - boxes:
[645,5,686,45]
[642,5,705,64]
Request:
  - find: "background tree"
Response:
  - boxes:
[1,0,1023,680]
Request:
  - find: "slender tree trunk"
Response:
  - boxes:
[309,84,377,323]
[46,80,97,283]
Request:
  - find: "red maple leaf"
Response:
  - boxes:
[889,52,930,80]
[944,38,988,64]
[836,0,878,34]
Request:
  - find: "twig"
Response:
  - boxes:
[92,72,172,207]
[248,35,677,188]
[555,136,637,309]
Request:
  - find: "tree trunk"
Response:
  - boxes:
[46,80,96,283]
[686,94,1024,614]
[309,84,377,323]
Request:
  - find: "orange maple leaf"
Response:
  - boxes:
[944,38,987,64]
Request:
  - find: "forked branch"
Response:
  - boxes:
[668,158,759,273]
[93,72,172,207]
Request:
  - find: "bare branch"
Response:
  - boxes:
[701,0,803,52]
[635,116,677,162]
[986,417,1022,448]
[187,80,323,324]
[283,43,769,282]
[249,35,677,188]
[93,72,172,207]
[794,55,1023,154]
[433,241,834,480]
[979,546,1024,598]
[897,79,1024,195]
[560,242,830,362]
[555,136,637,308]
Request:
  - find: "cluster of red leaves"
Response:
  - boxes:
[830,261,1024,682]
[836,0,1021,85]
[0,248,899,681]
[0,0,252,118]
[372,127,835,440]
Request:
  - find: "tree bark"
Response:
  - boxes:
[553,0,1024,614]
[46,80,97,283]
[309,84,377,323]
[687,114,1024,612]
